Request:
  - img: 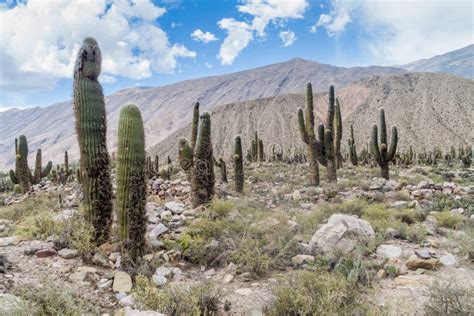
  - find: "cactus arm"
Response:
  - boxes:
[233,135,244,193]
[371,124,383,165]
[42,161,53,178]
[305,83,315,137]
[387,126,398,161]
[191,102,200,150]
[327,85,335,127]
[9,170,18,184]
[379,108,387,146]
[297,108,309,144]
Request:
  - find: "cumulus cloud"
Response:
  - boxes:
[279,30,297,47]
[218,0,308,65]
[313,0,473,64]
[0,0,196,91]
[191,29,219,43]
[99,75,117,84]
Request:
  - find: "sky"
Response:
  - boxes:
[0,0,472,110]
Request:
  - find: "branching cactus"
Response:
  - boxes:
[32,149,52,184]
[371,108,398,180]
[297,83,320,185]
[234,135,244,193]
[116,104,146,262]
[191,112,215,207]
[334,99,343,168]
[9,135,31,193]
[178,138,193,180]
[348,124,358,166]
[73,37,113,243]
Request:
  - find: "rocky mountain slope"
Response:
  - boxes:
[401,44,473,79]
[150,72,474,160]
[0,58,405,169]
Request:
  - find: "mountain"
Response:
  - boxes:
[0,58,405,169]
[150,72,474,161]
[401,44,474,79]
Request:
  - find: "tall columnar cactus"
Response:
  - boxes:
[154,155,159,175]
[191,102,200,150]
[371,108,398,180]
[116,104,146,261]
[297,83,320,185]
[334,99,343,169]
[215,157,228,183]
[191,112,215,208]
[9,138,19,185]
[234,135,244,193]
[317,85,338,183]
[348,124,358,166]
[9,135,31,193]
[178,138,193,180]
[73,37,113,243]
[32,149,52,184]
[258,139,264,162]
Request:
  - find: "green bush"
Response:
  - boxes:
[435,212,466,229]
[133,275,220,315]
[424,279,474,315]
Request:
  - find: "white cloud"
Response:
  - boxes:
[218,0,308,65]
[314,0,473,64]
[205,62,213,69]
[191,29,219,43]
[99,75,117,84]
[0,0,196,91]
[279,30,297,47]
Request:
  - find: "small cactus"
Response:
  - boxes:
[233,135,244,193]
[191,112,215,207]
[73,37,113,243]
[215,157,228,183]
[9,135,31,193]
[258,139,264,162]
[178,138,193,180]
[116,104,146,262]
[348,124,358,166]
[32,149,52,184]
[371,108,398,180]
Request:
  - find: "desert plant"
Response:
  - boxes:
[191,112,215,208]
[178,138,193,180]
[191,102,200,150]
[9,135,31,193]
[73,37,113,243]
[234,135,244,193]
[371,108,398,180]
[116,104,147,262]
[214,157,228,183]
[348,124,358,166]
[31,149,52,184]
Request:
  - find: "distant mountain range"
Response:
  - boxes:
[0,45,472,169]
[400,44,473,79]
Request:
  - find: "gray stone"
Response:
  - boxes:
[92,252,110,267]
[154,266,173,277]
[152,274,167,286]
[291,255,315,265]
[204,268,216,277]
[113,271,132,293]
[0,294,25,314]
[0,237,16,247]
[391,201,408,209]
[124,307,165,316]
[165,201,185,214]
[415,249,431,259]
[309,214,375,255]
[149,224,168,240]
[58,248,78,259]
[69,271,87,283]
[376,245,402,258]
[439,253,457,267]
[98,279,113,289]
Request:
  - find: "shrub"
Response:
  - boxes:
[424,279,474,315]
[435,212,466,229]
[0,193,59,222]
[133,275,220,315]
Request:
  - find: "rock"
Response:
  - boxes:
[165,201,185,215]
[292,190,302,201]
[154,267,173,278]
[149,224,169,240]
[439,253,457,267]
[376,245,402,258]
[309,214,375,255]
[394,274,432,287]
[204,268,216,277]
[291,255,315,266]
[77,266,97,273]
[124,307,165,316]
[152,274,167,286]
[58,248,78,259]
[376,269,386,278]
[391,201,408,209]
[222,274,234,284]
[385,228,403,239]
[69,271,87,283]
[0,237,16,247]
[235,288,253,296]
[417,181,430,189]
[406,255,439,270]
[0,294,25,314]
[415,249,431,259]
[113,271,132,293]
[450,208,464,214]
[98,279,113,289]
[98,242,120,255]
[92,252,110,267]
[119,295,135,307]
[36,248,57,258]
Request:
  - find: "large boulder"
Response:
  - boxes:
[309,214,375,255]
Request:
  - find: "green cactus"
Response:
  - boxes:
[191,112,215,208]
[214,157,228,183]
[348,124,358,166]
[297,83,320,185]
[9,135,31,193]
[461,145,472,168]
[178,138,193,180]
[371,108,398,180]
[234,135,244,193]
[334,99,343,169]
[258,139,264,162]
[191,102,200,149]
[32,149,52,184]
[73,37,113,243]
[116,104,146,261]
[154,155,159,175]
[10,138,19,185]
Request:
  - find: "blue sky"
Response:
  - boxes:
[0,0,472,110]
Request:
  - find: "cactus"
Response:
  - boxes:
[191,112,215,207]
[461,145,472,168]
[154,155,159,175]
[178,138,193,180]
[9,135,31,193]
[214,157,228,183]
[371,108,398,180]
[116,104,146,261]
[73,37,113,243]
[334,99,343,168]
[258,139,264,162]
[234,135,244,193]
[191,102,200,150]
[348,124,358,166]
[32,149,52,184]
[297,83,320,185]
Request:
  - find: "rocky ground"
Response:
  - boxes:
[0,162,473,315]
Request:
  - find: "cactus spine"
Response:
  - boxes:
[191,112,215,208]
[234,135,244,193]
[371,108,398,180]
[297,83,320,186]
[32,149,52,184]
[348,124,358,166]
[73,37,113,243]
[116,104,146,261]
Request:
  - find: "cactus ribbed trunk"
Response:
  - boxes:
[191,112,215,207]
[73,38,113,244]
[178,138,193,181]
[234,135,244,193]
[16,135,30,193]
[371,108,398,180]
[116,104,146,262]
